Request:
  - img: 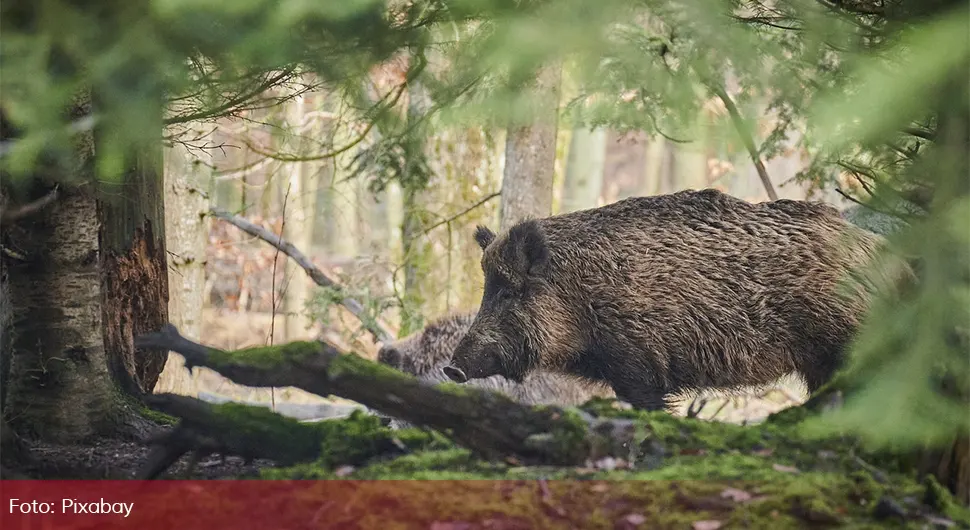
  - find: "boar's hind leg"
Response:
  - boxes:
[797,343,847,396]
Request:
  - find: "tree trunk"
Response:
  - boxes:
[3,92,163,443]
[561,126,607,213]
[399,78,433,336]
[281,91,320,342]
[98,132,170,401]
[499,63,563,231]
[6,186,120,443]
[155,123,213,396]
[641,135,666,197]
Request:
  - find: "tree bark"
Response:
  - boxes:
[399,78,433,336]
[561,127,607,213]
[499,63,563,231]
[3,92,160,442]
[4,184,127,441]
[281,91,319,343]
[98,117,170,398]
[156,123,213,396]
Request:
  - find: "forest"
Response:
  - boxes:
[1,0,968,528]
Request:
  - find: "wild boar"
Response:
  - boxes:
[443,188,886,411]
[377,313,613,407]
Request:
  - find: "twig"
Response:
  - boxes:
[269,182,292,347]
[707,400,731,421]
[0,186,60,225]
[709,84,778,201]
[903,126,935,142]
[686,396,709,419]
[420,191,502,235]
[209,207,395,344]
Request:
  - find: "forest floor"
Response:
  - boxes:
[5,395,969,530]
[6,426,277,480]
[9,311,965,527]
[4,384,803,482]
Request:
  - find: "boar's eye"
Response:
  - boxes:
[483,270,515,300]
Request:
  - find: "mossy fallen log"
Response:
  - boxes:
[256,400,970,528]
[134,396,452,479]
[134,324,636,468]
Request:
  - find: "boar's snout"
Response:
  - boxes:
[377,345,403,369]
[442,365,467,383]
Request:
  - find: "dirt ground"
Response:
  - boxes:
[4,426,280,480]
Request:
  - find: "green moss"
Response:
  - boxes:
[347,448,505,479]
[139,406,178,426]
[529,406,592,462]
[207,341,322,370]
[245,406,970,527]
[325,350,428,381]
[208,402,325,463]
[260,414,462,479]
[924,474,970,521]
[214,393,968,528]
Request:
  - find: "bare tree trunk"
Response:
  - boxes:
[561,127,607,213]
[6,188,124,442]
[327,117,359,261]
[499,63,563,230]
[399,78,432,335]
[641,136,666,197]
[281,92,320,342]
[4,92,162,443]
[155,124,213,396]
[98,124,170,402]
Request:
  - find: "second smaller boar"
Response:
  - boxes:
[377,313,613,407]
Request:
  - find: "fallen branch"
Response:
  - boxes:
[709,84,778,201]
[135,394,408,479]
[135,324,636,467]
[209,207,395,344]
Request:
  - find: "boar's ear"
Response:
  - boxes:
[474,225,496,251]
[507,219,549,278]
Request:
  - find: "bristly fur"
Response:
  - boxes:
[376,312,613,406]
[448,188,895,411]
[474,225,496,250]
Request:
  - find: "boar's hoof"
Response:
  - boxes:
[442,365,468,383]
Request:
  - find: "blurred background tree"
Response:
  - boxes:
[0,0,966,499]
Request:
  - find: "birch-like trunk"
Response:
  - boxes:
[281,92,320,342]
[155,123,214,396]
[561,127,607,213]
[499,63,563,230]
[5,92,165,442]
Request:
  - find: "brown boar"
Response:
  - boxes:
[443,188,886,411]
[377,313,613,407]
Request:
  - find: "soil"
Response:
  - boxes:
[2,424,280,480]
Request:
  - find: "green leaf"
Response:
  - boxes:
[809,4,970,148]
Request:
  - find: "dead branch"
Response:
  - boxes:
[135,324,637,467]
[709,84,779,201]
[0,186,59,225]
[420,191,502,236]
[209,207,395,344]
